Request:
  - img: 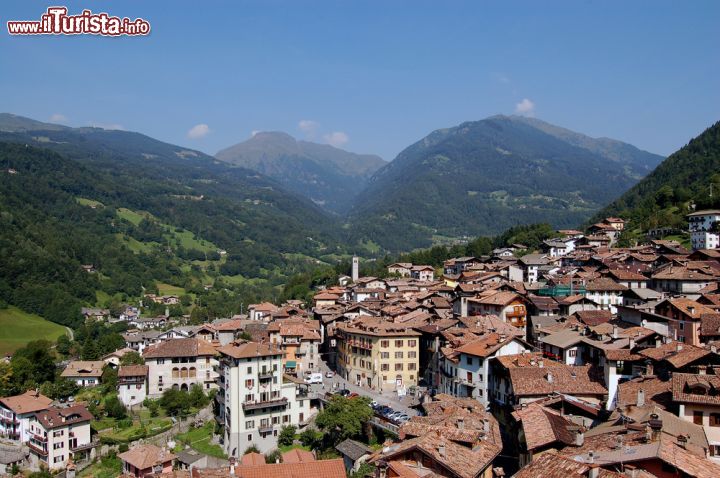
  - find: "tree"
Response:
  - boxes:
[159,388,191,417]
[244,444,260,454]
[299,428,323,449]
[102,366,119,393]
[40,378,79,400]
[105,396,127,419]
[143,398,160,417]
[315,396,373,445]
[81,337,100,360]
[120,351,144,366]
[56,334,72,356]
[189,384,209,408]
[265,450,282,464]
[278,425,296,447]
[11,340,56,388]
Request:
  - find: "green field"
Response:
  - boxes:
[175,422,226,458]
[0,306,68,355]
[157,282,186,296]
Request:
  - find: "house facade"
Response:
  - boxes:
[143,338,219,397]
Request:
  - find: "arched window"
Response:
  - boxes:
[181,367,188,378]
[172,368,179,378]
[189,367,197,378]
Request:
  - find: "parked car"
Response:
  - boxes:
[325,371,335,378]
[338,389,351,397]
[304,373,323,384]
[348,392,359,398]
[370,400,379,408]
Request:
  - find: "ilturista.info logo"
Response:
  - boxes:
[7,6,150,36]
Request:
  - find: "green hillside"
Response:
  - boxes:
[0,306,67,355]
[594,120,720,237]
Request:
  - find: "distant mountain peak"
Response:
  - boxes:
[216,132,385,214]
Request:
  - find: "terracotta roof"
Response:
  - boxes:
[119,444,177,470]
[512,403,579,451]
[335,439,372,461]
[584,278,627,292]
[507,364,607,398]
[281,448,315,464]
[638,342,710,368]
[574,310,612,326]
[217,341,282,359]
[61,360,104,378]
[240,452,266,466]
[672,372,720,405]
[652,266,715,281]
[607,269,648,281]
[617,375,673,409]
[143,338,217,359]
[514,450,622,478]
[118,365,149,377]
[34,405,92,430]
[0,390,52,415]
[232,458,346,478]
[456,333,522,358]
[701,313,720,335]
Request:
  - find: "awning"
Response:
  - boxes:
[285,361,297,368]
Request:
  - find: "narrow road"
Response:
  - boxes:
[309,359,420,417]
[65,326,74,340]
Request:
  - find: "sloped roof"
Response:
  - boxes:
[119,444,177,470]
[143,338,217,359]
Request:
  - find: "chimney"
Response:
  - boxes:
[483,418,490,434]
[689,306,695,315]
[712,345,718,354]
[612,325,618,339]
[587,450,594,464]
[546,372,554,384]
[229,458,236,476]
[637,389,645,407]
[676,343,683,352]
[457,417,465,429]
[438,444,446,457]
[649,413,662,442]
[538,359,544,368]
[677,434,688,449]
[645,360,654,376]
[574,428,585,447]
[377,461,388,478]
[588,465,599,478]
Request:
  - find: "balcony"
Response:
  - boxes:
[258,425,273,433]
[27,442,48,456]
[0,416,19,425]
[31,433,47,443]
[242,397,288,411]
[71,439,99,452]
[258,371,274,380]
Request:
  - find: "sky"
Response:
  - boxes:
[1,1,718,160]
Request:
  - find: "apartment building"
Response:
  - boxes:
[688,210,720,250]
[0,390,52,443]
[336,317,421,391]
[267,320,321,375]
[216,341,311,456]
[142,338,219,397]
[27,405,94,470]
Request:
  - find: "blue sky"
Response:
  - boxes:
[1,1,718,160]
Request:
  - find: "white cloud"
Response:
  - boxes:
[323,131,349,147]
[298,119,319,138]
[187,123,210,139]
[49,113,67,123]
[515,98,535,116]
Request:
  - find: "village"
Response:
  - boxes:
[3,211,720,478]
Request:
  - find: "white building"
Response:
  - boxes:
[688,210,720,250]
[118,365,149,407]
[27,405,94,470]
[216,341,312,457]
[439,334,529,406]
[60,361,104,387]
[143,338,219,397]
[0,390,52,443]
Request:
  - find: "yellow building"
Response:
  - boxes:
[336,317,420,391]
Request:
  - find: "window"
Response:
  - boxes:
[568,349,577,357]
[245,379,254,388]
[395,363,403,371]
[395,351,404,359]
[381,352,389,359]
[381,364,389,371]
[408,363,416,371]
[395,340,404,347]
[248,434,252,442]
[247,366,252,374]
[245,394,255,402]
[711,413,720,427]
[711,445,720,457]
[466,356,473,365]
[381,340,389,348]
[679,322,685,331]
[694,411,704,425]
[408,351,417,359]
[245,420,255,429]
[272,416,279,425]
[408,340,417,347]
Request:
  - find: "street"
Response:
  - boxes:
[307,356,421,417]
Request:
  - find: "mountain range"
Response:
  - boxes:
[345,115,664,250]
[216,132,385,214]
